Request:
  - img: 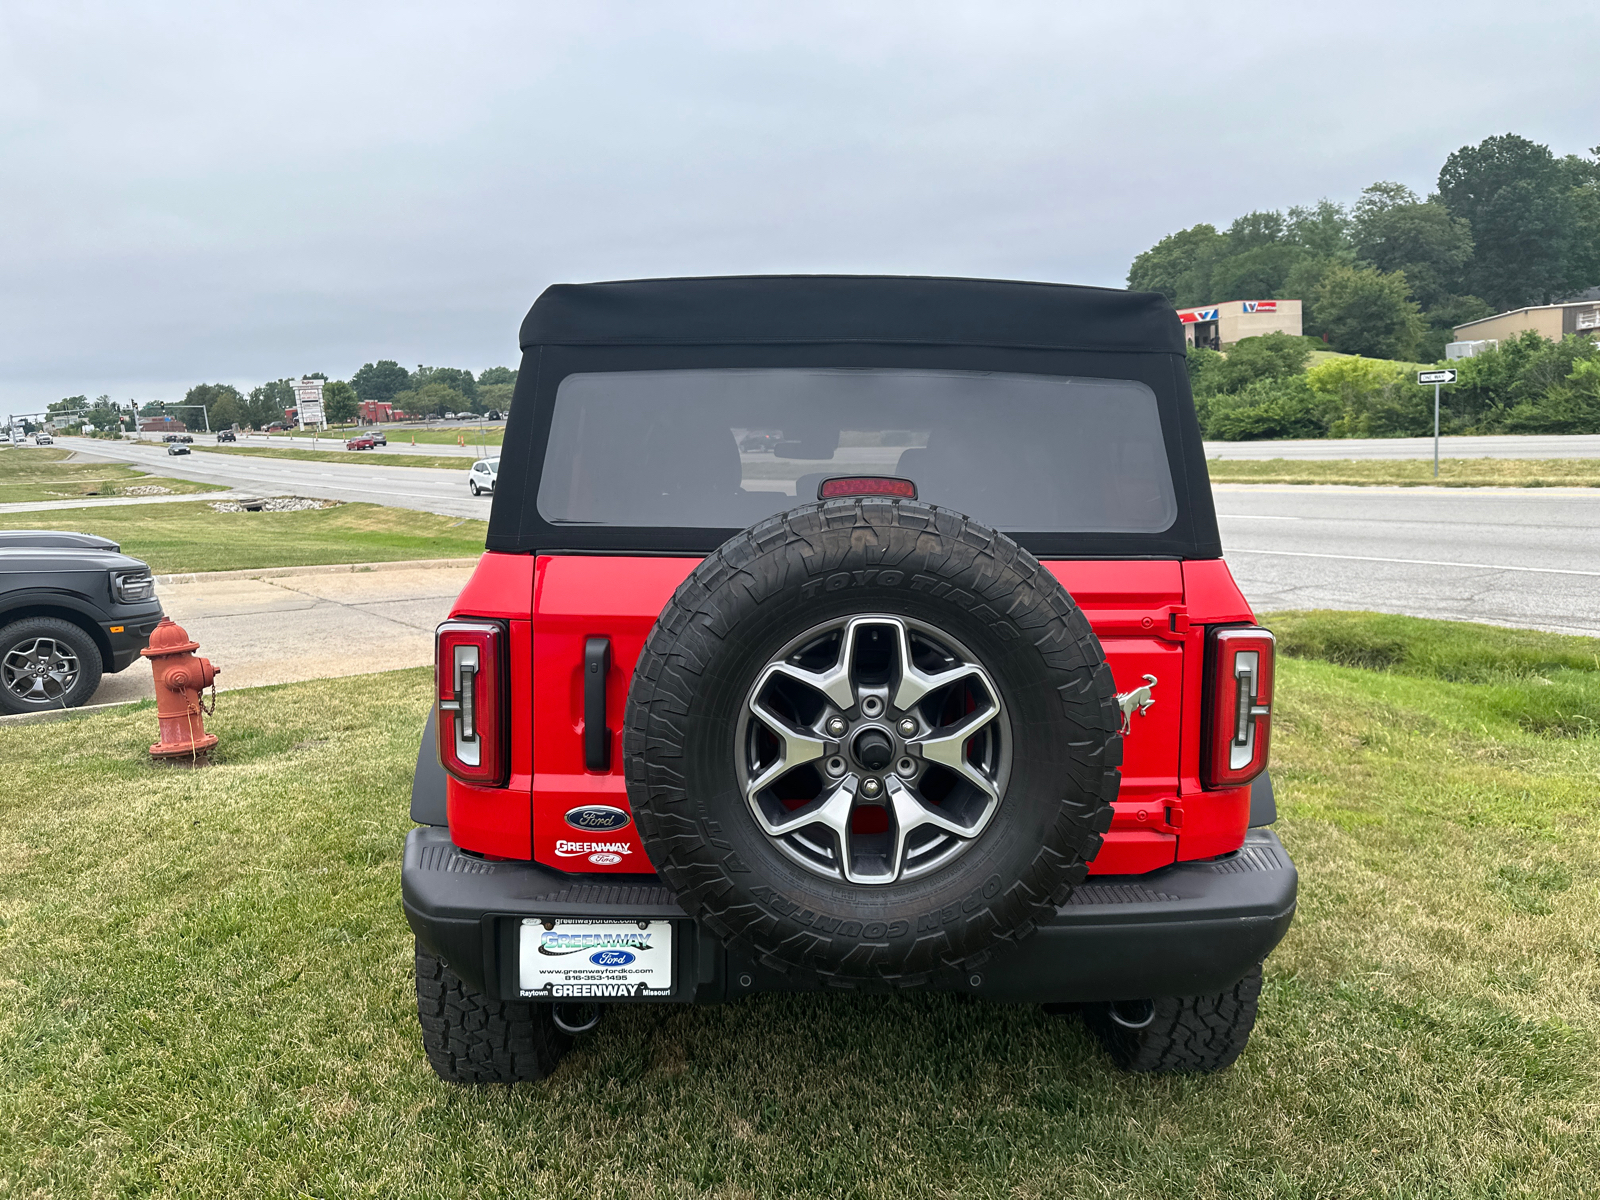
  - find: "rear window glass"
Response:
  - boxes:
[536,368,1177,533]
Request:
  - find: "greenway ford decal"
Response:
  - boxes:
[564,804,631,832]
[590,949,637,967]
[520,919,675,998]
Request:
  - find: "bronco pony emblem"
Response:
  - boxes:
[1115,674,1157,734]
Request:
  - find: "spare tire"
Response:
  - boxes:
[624,499,1120,988]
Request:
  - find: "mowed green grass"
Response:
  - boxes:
[1207,456,1600,487]
[284,427,505,447]
[2,616,1598,1197]
[0,500,485,574]
[189,444,475,470]
[0,445,211,504]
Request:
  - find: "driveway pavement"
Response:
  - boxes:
[85,560,477,705]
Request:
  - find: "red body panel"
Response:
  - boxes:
[529,556,697,872]
[442,550,1263,875]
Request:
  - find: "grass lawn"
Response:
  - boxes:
[189,444,475,471]
[0,445,212,504]
[1207,456,1600,487]
[0,500,485,574]
[2,613,1597,1197]
[284,427,505,447]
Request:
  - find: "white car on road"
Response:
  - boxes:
[468,457,498,496]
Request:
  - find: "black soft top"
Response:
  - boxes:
[522,275,1186,355]
[494,274,1218,560]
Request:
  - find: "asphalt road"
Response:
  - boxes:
[59,437,489,518]
[1216,484,1600,636]
[1203,433,1600,460]
[52,437,1600,636]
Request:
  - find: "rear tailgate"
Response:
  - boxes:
[526,555,1189,876]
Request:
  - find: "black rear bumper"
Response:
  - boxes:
[402,825,1297,1005]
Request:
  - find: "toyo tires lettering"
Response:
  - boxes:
[799,568,905,600]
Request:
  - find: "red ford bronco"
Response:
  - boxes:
[403,275,1296,1081]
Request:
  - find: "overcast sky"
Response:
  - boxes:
[2,1,1596,410]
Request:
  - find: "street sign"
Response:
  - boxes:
[1417,370,1456,476]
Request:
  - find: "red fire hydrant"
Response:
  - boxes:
[141,617,220,763]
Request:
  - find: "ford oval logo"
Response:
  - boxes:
[590,949,636,967]
[564,805,631,832]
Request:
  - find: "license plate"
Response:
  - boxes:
[519,918,675,999]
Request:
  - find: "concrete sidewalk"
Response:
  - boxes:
[82,559,477,706]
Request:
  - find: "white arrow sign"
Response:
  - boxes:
[1418,369,1457,384]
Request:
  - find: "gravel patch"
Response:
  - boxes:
[123,485,174,495]
[208,497,341,513]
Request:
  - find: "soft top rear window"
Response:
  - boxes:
[536,368,1177,534]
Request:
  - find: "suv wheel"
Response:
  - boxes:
[469,480,480,496]
[1083,963,1264,1073]
[0,616,103,715]
[625,499,1121,988]
[414,942,572,1083]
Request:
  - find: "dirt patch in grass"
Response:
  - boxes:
[0,500,485,573]
[1,620,1598,1196]
[1209,457,1600,487]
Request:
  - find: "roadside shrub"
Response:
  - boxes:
[1203,376,1331,440]
[1305,356,1428,437]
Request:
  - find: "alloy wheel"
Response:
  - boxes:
[736,615,1010,885]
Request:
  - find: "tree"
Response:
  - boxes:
[477,382,515,413]
[1209,243,1304,303]
[392,381,467,418]
[478,366,517,388]
[1311,264,1425,360]
[322,380,359,424]
[350,360,411,403]
[1350,182,1474,312]
[1126,224,1229,305]
[245,379,294,429]
[1438,134,1574,309]
[183,383,245,431]
[1284,199,1351,256]
[412,366,477,404]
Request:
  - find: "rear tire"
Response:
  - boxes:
[0,616,103,714]
[1083,963,1263,1074]
[414,941,572,1083]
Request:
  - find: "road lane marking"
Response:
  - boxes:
[1228,548,1600,578]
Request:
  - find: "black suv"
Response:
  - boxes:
[0,531,164,713]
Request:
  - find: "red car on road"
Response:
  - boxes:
[346,435,377,451]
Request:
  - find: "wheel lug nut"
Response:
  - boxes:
[825,716,847,737]
[860,777,881,797]
[897,718,917,737]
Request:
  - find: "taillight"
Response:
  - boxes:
[436,619,507,786]
[1203,626,1274,789]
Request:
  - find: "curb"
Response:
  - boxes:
[154,557,481,585]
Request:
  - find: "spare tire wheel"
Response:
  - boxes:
[624,499,1120,987]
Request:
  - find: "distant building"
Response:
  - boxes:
[1450,299,1600,351]
[359,400,395,423]
[138,417,186,433]
[1175,299,1303,349]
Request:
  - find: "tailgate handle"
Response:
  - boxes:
[584,636,612,772]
